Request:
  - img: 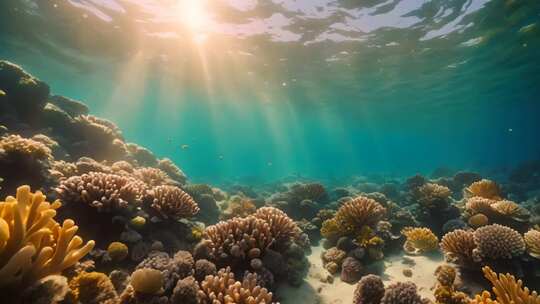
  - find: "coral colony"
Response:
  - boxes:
[1,59,540,304]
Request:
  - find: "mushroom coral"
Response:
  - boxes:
[0,185,94,287]
[198,267,273,304]
[471,266,540,304]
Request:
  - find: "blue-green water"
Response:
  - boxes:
[1,0,539,184]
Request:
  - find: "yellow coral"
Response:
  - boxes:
[464,179,502,200]
[524,229,540,259]
[0,186,95,287]
[471,266,540,304]
[107,242,128,262]
[401,227,438,255]
[321,218,344,241]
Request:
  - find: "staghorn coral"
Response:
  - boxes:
[464,180,502,200]
[470,266,540,304]
[0,186,94,287]
[472,224,525,261]
[321,196,386,240]
[440,229,476,266]
[381,281,426,304]
[401,227,438,255]
[149,185,199,220]
[198,267,273,304]
[353,274,385,304]
[56,172,148,212]
[524,229,540,259]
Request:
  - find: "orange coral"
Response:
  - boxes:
[401,227,438,255]
[440,229,476,266]
[470,266,540,304]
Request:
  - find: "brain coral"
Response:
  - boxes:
[524,229,540,259]
[440,229,476,266]
[381,281,425,304]
[149,185,199,220]
[473,224,525,260]
[0,186,95,287]
[198,267,273,304]
[464,179,502,200]
[56,172,148,212]
[353,274,385,304]
[401,227,438,255]
[471,266,540,304]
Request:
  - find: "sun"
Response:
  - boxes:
[173,0,211,32]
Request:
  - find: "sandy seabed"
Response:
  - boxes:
[278,245,444,304]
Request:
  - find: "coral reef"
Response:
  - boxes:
[353,274,385,304]
[381,281,427,304]
[149,185,199,220]
[471,266,540,304]
[464,180,502,200]
[472,224,525,260]
[524,229,540,259]
[440,229,476,267]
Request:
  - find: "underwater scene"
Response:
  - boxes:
[1,0,540,303]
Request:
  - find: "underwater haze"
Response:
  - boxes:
[1,0,540,184]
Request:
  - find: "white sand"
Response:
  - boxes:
[277,245,444,304]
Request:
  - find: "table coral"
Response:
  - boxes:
[0,185,94,287]
[149,185,199,220]
[401,227,438,255]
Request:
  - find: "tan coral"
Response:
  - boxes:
[464,180,502,200]
[415,183,452,208]
[198,267,273,304]
[333,195,386,236]
[254,207,301,241]
[473,224,525,260]
[491,200,529,221]
[149,185,199,220]
[471,266,540,304]
[440,229,476,266]
[401,227,438,255]
[466,197,497,216]
[134,167,172,187]
[0,186,94,287]
[56,172,148,212]
[0,134,52,160]
[524,229,540,259]
[221,195,257,219]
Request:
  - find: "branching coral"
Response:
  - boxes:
[464,180,502,200]
[440,229,476,266]
[134,167,172,187]
[56,172,148,212]
[401,227,438,255]
[0,186,94,287]
[321,196,386,240]
[149,185,199,220]
[254,207,301,242]
[0,134,52,160]
[472,224,525,261]
[198,267,273,304]
[524,229,540,259]
[471,266,540,304]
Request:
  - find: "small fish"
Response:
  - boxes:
[218,155,224,160]
[267,162,273,166]
[508,128,513,132]
[181,144,189,150]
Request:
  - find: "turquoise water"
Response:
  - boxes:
[1,0,539,183]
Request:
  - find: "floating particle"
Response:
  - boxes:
[181,144,189,150]
[267,162,272,166]
[218,155,224,160]
[282,82,287,87]
[508,128,513,132]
